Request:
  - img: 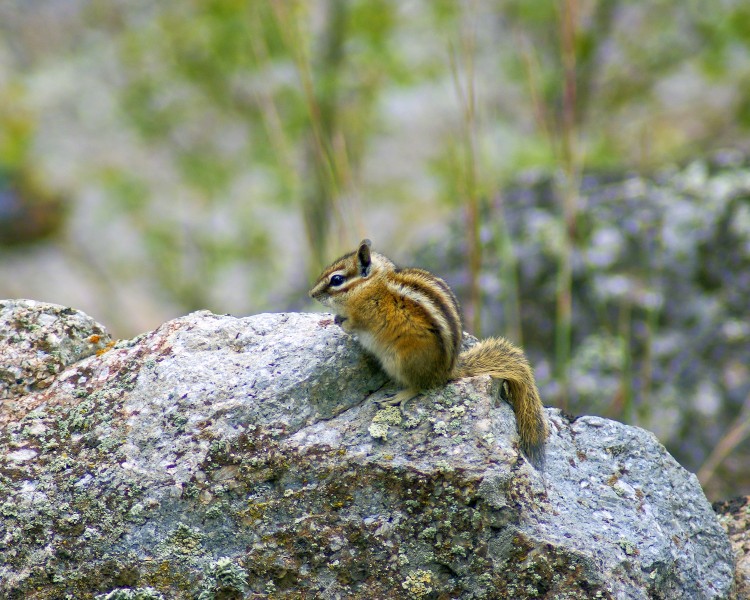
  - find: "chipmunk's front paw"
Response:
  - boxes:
[334,313,356,333]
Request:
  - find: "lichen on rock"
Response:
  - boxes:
[1,299,112,400]
[0,304,736,598]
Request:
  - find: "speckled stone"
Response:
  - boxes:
[0,299,112,401]
[0,305,735,599]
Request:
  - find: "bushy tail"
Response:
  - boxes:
[454,337,548,465]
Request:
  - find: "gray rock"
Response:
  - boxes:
[714,496,750,600]
[0,305,734,599]
[0,299,112,400]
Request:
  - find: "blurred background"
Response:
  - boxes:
[1,0,749,500]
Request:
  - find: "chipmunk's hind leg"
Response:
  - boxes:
[377,388,419,413]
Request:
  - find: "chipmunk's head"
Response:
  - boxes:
[309,239,394,315]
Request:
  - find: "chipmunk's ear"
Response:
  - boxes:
[357,239,372,276]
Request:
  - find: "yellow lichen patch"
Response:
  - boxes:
[369,405,404,440]
[402,569,433,598]
[372,405,403,426]
[368,422,389,440]
[160,523,204,557]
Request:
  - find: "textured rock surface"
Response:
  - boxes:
[0,303,735,599]
[715,496,750,600]
[0,299,112,400]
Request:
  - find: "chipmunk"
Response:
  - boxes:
[309,239,548,463]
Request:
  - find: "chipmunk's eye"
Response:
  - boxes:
[329,274,346,287]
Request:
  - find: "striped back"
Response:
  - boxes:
[388,268,463,367]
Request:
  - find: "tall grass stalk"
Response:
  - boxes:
[639,213,665,424]
[616,299,633,423]
[271,0,346,272]
[448,2,482,336]
[248,4,299,194]
[698,393,750,491]
[520,1,583,407]
[492,211,524,345]
[553,0,583,410]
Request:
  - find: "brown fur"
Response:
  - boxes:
[310,239,549,464]
[454,338,548,463]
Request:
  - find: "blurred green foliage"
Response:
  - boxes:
[76,1,750,296]
[1,0,750,495]
[113,0,426,275]
[0,86,67,246]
